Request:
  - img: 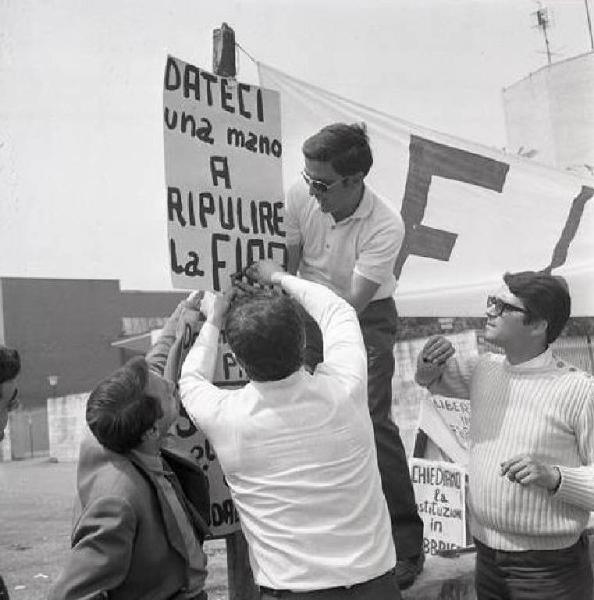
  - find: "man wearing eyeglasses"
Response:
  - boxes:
[415,271,594,600]
[0,344,21,600]
[284,122,424,589]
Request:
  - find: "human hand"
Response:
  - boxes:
[184,290,203,312]
[245,260,284,285]
[500,455,561,491]
[200,289,234,328]
[420,335,455,366]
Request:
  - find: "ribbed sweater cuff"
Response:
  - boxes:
[555,465,594,512]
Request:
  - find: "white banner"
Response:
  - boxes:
[259,63,594,316]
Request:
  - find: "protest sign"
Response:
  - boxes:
[162,305,248,538]
[163,56,286,291]
[431,396,470,449]
[409,457,467,555]
[172,401,240,538]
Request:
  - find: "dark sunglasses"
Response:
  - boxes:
[487,296,528,317]
[301,170,346,194]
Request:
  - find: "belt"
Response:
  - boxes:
[259,568,395,597]
[474,535,587,559]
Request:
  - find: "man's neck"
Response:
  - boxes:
[134,438,161,456]
[332,183,365,222]
[504,343,548,366]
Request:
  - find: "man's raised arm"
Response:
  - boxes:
[248,260,367,384]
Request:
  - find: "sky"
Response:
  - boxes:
[1,0,592,290]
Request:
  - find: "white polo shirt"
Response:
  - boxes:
[180,275,395,591]
[285,181,405,301]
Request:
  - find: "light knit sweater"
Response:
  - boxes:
[416,347,594,551]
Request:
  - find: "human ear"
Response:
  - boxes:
[141,424,159,442]
[529,318,548,340]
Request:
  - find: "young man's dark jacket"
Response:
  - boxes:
[48,433,210,600]
[49,298,210,600]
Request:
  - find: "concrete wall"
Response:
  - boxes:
[47,394,89,462]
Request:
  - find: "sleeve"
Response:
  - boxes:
[554,382,594,511]
[273,273,367,387]
[47,497,136,600]
[353,210,404,285]
[179,322,230,431]
[284,181,305,248]
[415,354,480,400]
[146,301,187,376]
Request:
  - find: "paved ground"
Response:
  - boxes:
[2,458,592,600]
[0,457,477,600]
[0,458,227,600]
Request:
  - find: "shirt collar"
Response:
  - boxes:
[250,368,307,391]
[505,347,554,372]
[131,449,166,473]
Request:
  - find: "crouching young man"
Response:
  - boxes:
[49,354,210,600]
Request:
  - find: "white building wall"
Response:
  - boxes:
[503,52,594,171]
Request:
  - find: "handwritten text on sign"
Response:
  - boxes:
[431,395,471,449]
[409,458,467,555]
[167,309,249,538]
[163,56,286,291]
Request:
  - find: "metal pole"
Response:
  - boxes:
[585,0,594,51]
[543,21,552,65]
[586,333,594,374]
[28,412,34,458]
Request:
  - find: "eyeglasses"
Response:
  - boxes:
[486,296,528,317]
[301,170,346,194]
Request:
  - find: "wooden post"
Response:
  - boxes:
[226,530,260,600]
[212,24,258,599]
[213,23,236,78]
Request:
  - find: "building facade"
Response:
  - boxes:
[0,277,184,457]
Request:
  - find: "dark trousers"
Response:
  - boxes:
[303,297,423,560]
[259,568,401,600]
[0,576,8,600]
[475,536,594,600]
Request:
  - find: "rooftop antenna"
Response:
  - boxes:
[532,4,553,65]
[585,0,594,51]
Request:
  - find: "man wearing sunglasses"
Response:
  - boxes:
[284,122,424,589]
[415,271,594,600]
[0,344,21,600]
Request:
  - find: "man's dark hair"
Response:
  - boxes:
[86,356,163,453]
[503,271,571,344]
[225,291,304,381]
[302,122,373,176]
[0,346,20,384]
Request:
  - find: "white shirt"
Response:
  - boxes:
[285,181,404,301]
[180,275,395,591]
